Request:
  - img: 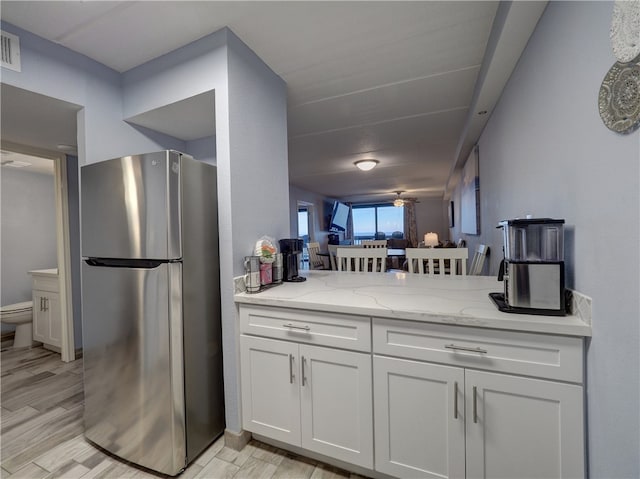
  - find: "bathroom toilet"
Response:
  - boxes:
[1,301,34,348]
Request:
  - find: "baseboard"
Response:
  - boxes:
[224,429,252,451]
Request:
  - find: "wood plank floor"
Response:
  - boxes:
[1,347,365,479]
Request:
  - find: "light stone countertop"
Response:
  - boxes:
[234,270,592,337]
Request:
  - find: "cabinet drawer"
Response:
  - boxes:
[240,305,371,352]
[373,318,583,383]
[32,276,59,293]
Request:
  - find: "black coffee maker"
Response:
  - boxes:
[279,239,306,282]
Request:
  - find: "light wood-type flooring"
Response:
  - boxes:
[1,346,366,479]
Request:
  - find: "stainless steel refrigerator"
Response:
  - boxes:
[80,150,224,476]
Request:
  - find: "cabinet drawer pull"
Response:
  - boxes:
[444,344,488,354]
[301,356,307,386]
[283,323,310,332]
[289,354,294,384]
[453,381,459,419]
[473,386,478,423]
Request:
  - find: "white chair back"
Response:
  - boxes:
[306,242,326,270]
[361,239,388,248]
[406,248,469,276]
[337,247,387,272]
[469,244,489,275]
[327,244,359,270]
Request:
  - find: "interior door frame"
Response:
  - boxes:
[2,140,75,362]
[296,201,315,242]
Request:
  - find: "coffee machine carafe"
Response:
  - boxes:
[279,239,306,282]
[491,218,566,315]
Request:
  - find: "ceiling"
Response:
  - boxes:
[0,1,546,203]
[0,150,54,176]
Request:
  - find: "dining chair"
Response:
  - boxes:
[469,244,489,275]
[307,242,328,270]
[327,244,357,270]
[361,239,388,248]
[336,247,387,272]
[405,248,469,276]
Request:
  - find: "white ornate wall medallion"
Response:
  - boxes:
[611,0,640,63]
[599,59,640,134]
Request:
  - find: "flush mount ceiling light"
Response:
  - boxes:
[354,159,379,171]
[393,190,405,207]
[56,144,77,152]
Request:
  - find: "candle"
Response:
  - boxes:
[424,232,439,247]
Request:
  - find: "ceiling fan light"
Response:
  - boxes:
[393,198,404,207]
[354,159,378,171]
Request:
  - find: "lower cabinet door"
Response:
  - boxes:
[373,356,465,478]
[32,292,48,343]
[240,335,301,445]
[465,370,584,479]
[300,344,373,468]
[46,292,61,347]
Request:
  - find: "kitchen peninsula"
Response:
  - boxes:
[235,271,591,478]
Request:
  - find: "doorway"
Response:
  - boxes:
[297,201,315,269]
[0,143,77,362]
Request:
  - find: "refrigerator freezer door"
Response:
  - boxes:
[81,151,182,260]
[82,261,186,475]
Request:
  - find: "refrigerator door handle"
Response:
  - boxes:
[84,258,168,269]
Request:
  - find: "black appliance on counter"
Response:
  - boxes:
[279,239,306,282]
[491,218,566,316]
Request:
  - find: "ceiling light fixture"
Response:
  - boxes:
[354,159,379,171]
[393,191,405,207]
[56,144,77,152]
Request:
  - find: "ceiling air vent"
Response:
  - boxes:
[1,30,21,72]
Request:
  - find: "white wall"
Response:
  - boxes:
[449,2,639,476]
[289,185,334,248]
[1,168,57,329]
[414,196,448,244]
[224,31,290,431]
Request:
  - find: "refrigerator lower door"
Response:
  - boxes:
[81,261,185,475]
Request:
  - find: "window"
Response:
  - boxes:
[352,204,403,241]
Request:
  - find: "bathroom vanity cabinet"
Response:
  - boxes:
[235,271,591,479]
[30,269,61,350]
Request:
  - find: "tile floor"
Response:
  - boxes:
[1,346,366,479]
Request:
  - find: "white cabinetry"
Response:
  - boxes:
[465,370,584,479]
[373,318,585,479]
[373,356,465,478]
[239,305,373,468]
[30,270,61,350]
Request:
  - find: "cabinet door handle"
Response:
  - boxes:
[283,323,310,332]
[301,356,307,386]
[39,297,43,311]
[44,297,48,312]
[444,344,488,354]
[289,354,294,384]
[473,386,478,423]
[454,381,459,419]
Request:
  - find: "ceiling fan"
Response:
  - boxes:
[392,191,407,207]
[392,191,421,207]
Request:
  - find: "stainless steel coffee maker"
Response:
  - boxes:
[491,218,566,315]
